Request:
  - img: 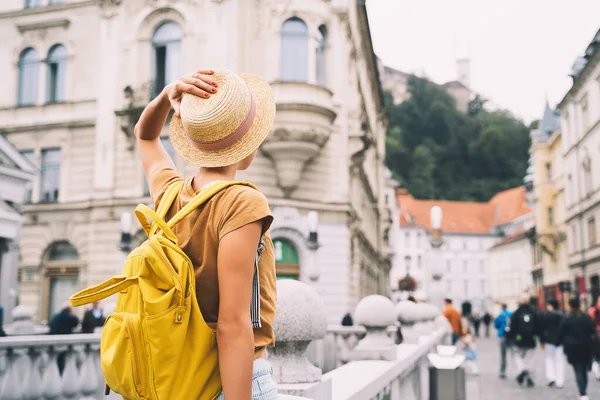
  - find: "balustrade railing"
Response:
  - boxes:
[0,333,107,400]
[308,325,398,373]
[0,284,452,400]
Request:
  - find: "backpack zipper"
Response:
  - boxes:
[126,316,149,391]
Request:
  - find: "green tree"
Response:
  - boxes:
[406,145,435,198]
[384,75,530,201]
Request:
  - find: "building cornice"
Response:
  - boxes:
[0,0,99,19]
[1,119,95,133]
[22,196,354,215]
[355,2,386,127]
[565,195,600,223]
[17,18,70,32]
[563,117,600,157]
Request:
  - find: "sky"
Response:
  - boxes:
[366,0,600,123]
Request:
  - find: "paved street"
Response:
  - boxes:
[466,335,600,400]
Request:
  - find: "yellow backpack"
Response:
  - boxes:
[70,180,262,400]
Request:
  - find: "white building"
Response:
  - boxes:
[0,0,390,324]
[394,187,532,313]
[488,225,535,312]
[558,29,600,306]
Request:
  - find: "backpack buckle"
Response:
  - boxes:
[174,306,187,324]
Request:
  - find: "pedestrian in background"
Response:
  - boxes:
[341,312,353,327]
[443,298,463,345]
[588,297,600,380]
[461,328,479,375]
[483,312,492,338]
[81,301,106,334]
[0,305,6,337]
[507,293,540,387]
[558,297,595,400]
[471,313,481,337]
[541,299,565,388]
[494,303,513,379]
[49,304,79,375]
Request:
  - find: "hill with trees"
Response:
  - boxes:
[384,75,531,202]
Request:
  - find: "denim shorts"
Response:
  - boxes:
[215,358,279,400]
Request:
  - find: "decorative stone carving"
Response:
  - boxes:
[100,0,123,18]
[269,280,327,384]
[115,82,153,151]
[351,295,397,361]
[262,82,337,197]
[261,127,330,197]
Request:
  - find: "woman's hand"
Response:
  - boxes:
[163,70,218,117]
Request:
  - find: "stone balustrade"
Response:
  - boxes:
[0,333,107,400]
[273,284,451,400]
[0,281,451,400]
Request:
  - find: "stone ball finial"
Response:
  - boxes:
[11,305,33,321]
[396,300,420,325]
[355,295,396,328]
[272,280,327,342]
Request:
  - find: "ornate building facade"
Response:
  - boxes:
[526,103,571,309]
[558,29,600,308]
[0,0,390,324]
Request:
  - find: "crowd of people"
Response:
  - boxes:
[443,294,600,400]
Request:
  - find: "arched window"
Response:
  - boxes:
[17,48,40,106]
[25,0,41,8]
[43,241,80,321]
[280,18,308,82]
[316,25,327,86]
[47,44,68,103]
[273,238,299,280]
[152,22,182,96]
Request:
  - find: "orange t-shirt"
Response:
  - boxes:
[443,306,463,335]
[148,167,277,355]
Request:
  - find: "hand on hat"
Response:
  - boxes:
[164,70,219,117]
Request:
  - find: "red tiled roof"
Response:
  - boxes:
[489,187,532,226]
[397,187,533,234]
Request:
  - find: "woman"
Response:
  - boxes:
[588,297,600,380]
[558,297,596,400]
[135,69,278,399]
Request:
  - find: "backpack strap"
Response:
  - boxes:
[166,181,258,229]
[71,276,139,307]
[156,180,185,218]
[135,204,178,244]
[252,238,265,329]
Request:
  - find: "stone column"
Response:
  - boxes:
[93,2,122,198]
[269,280,331,399]
[351,295,397,361]
[0,240,20,324]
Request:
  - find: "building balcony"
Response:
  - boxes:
[0,281,450,399]
[260,82,337,197]
[0,100,97,133]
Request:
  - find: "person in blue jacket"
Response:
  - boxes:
[494,303,513,379]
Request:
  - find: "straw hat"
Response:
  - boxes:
[169,69,276,167]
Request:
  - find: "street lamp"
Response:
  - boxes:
[120,212,133,253]
[307,211,320,281]
[404,254,412,275]
[430,206,443,249]
[119,211,133,276]
[307,211,319,247]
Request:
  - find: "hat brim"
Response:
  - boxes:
[169,73,276,168]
